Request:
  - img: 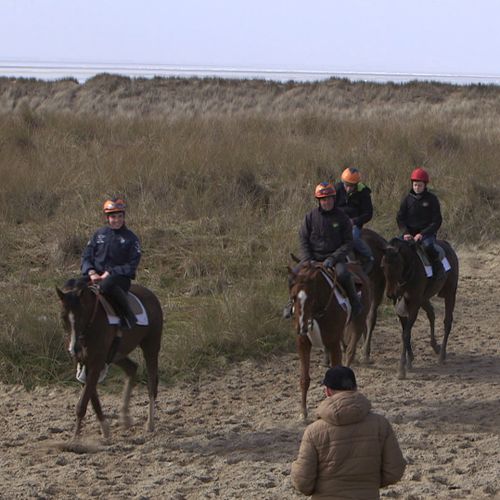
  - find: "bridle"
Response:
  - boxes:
[294,268,338,335]
[65,286,101,357]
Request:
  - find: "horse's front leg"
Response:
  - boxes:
[297,335,311,422]
[115,357,139,429]
[74,376,95,439]
[398,312,417,379]
[89,390,110,440]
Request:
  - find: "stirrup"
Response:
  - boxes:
[282,300,293,319]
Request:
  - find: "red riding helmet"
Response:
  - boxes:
[103,198,126,214]
[341,167,361,184]
[411,168,429,184]
[314,182,336,199]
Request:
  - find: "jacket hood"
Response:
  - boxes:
[317,390,372,426]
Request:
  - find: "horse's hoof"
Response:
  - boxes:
[398,370,406,380]
[360,356,374,365]
[432,344,441,355]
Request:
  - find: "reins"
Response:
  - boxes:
[314,269,338,319]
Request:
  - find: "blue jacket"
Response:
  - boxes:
[81,225,141,279]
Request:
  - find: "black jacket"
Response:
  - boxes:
[396,188,442,236]
[335,182,373,228]
[81,225,141,279]
[299,206,353,262]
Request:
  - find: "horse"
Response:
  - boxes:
[288,262,371,420]
[381,238,458,379]
[56,279,163,440]
[357,228,388,363]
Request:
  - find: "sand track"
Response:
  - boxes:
[1,246,499,499]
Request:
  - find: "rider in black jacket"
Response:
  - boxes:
[335,167,374,273]
[397,168,444,279]
[284,182,363,318]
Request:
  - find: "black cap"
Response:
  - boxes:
[322,366,357,390]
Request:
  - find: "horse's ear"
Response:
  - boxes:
[55,287,65,301]
[290,253,301,263]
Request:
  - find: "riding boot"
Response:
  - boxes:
[112,287,136,329]
[432,257,445,280]
[343,275,363,316]
[282,298,293,319]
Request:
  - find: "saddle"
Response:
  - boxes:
[414,244,451,278]
[92,288,149,326]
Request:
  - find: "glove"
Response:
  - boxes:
[323,257,336,269]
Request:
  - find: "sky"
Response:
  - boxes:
[1,0,500,81]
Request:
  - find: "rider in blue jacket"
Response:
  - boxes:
[81,198,141,329]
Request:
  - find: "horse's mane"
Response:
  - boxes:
[62,278,88,294]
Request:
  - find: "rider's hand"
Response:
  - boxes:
[89,273,101,284]
[323,257,336,269]
[414,233,423,242]
[403,234,414,241]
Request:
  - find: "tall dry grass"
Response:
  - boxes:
[0,76,499,386]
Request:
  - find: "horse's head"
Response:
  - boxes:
[289,263,326,336]
[56,279,96,360]
[381,238,416,300]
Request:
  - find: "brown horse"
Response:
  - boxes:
[56,279,163,440]
[381,238,458,379]
[358,228,388,363]
[288,262,371,420]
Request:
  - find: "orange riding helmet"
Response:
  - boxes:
[314,182,336,199]
[341,167,361,184]
[410,168,429,184]
[103,198,126,214]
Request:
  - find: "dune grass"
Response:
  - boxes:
[0,76,499,386]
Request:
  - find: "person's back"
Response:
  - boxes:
[291,367,406,499]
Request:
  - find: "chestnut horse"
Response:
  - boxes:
[56,279,163,440]
[358,228,388,363]
[381,238,458,379]
[288,262,371,420]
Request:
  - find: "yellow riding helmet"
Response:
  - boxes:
[103,198,126,214]
[341,167,361,184]
[314,182,336,199]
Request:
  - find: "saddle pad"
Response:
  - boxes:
[415,245,451,278]
[98,292,149,326]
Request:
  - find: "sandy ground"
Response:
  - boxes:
[1,246,499,500]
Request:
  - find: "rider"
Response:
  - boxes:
[81,198,142,329]
[283,182,363,318]
[396,167,444,279]
[335,167,374,273]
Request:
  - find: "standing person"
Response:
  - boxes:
[291,366,406,499]
[283,181,363,318]
[396,167,444,279]
[335,167,374,273]
[81,198,142,329]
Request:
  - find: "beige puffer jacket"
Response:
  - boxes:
[291,391,406,499]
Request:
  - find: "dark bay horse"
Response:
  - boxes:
[56,279,163,440]
[288,262,371,420]
[381,238,458,379]
[358,228,388,363]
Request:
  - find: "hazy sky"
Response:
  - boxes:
[1,0,500,76]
